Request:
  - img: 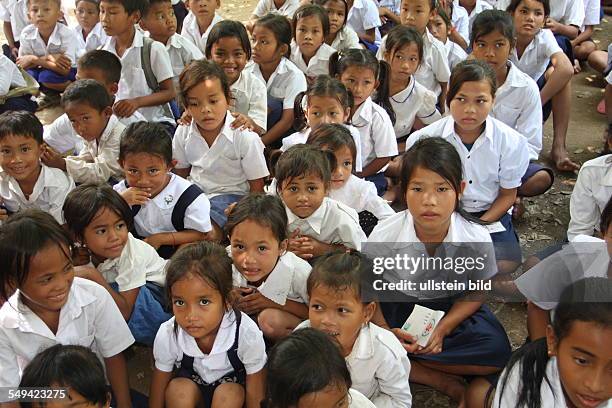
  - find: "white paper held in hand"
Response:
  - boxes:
[401,304,446,347]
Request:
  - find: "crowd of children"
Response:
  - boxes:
[0,0,611,406]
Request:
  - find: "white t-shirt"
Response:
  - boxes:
[245,58,307,110]
[451,3,470,45]
[19,23,79,65]
[453,0,492,34]
[162,32,204,89]
[510,28,562,81]
[290,42,336,79]
[351,97,398,169]
[581,0,600,29]
[331,26,361,51]
[180,12,223,53]
[444,39,468,72]
[0,0,28,41]
[388,76,441,138]
[329,175,395,221]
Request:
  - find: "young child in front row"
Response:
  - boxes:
[73,0,108,58]
[180,0,223,53]
[246,13,307,147]
[173,59,269,231]
[369,137,511,405]
[330,49,398,196]
[63,184,171,346]
[427,5,468,72]
[149,242,266,408]
[227,193,311,341]
[41,80,125,184]
[0,210,134,408]
[114,122,213,257]
[0,111,74,224]
[296,251,413,407]
[264,328,376,408]
[275,144,366,258]
[406,60,529,275]
[312,0,361,51]
[290,4,336,80]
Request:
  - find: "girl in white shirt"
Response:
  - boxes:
[313,0,361,51]
[149,242,266,408]
[427,6,468,71]
[63,184,171,346]
[290,5,336,80]
[226,193,311,341]
[264,327,376,408]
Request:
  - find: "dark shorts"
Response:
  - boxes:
[27,67,76,85]
[470,211,522,263]
[0,94,37,113]
[365,172,387,197]
[520,162,553,185]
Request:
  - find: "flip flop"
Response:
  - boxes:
[597,98,606,115]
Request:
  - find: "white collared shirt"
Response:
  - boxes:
[352,97,398,169]
[73,22,108,58]
[389,76,441,138]
[172,112,269,197]
[114,173,212,236]
[406,116,529,212]
[568,155,612,240]
[232,251,311,305]
[97,233,167,291]
[64,115,125,184]
[180,12,223,53]
[549,0,585,27]
[0,277,134,391]
[245,57,307,110]
[154,309,266,384]
[285,196,367,250]
[252,0,300,18]
[296,321,412,408]
[230,70,268,131]
[18,23,79,65]
[0,164,74,223]
[349,389,377,408]
[0,54,26,95]
[451,3,470,46]
[491,61,542,161]
[444,39,468,71]
[0,0,28,41]
[346,0,382,43]
[454,0,492,34]
[330,26,361,51]
[101,29,175,123]
[330,175,395,221]
[290,42,336,79]
[163,32,204,88]
[510,28,561,81]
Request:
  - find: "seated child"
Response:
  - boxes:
[312,0,360,51]
[264,328,376,408]
[227,193,311,341]
[149,242,266,408]
[428,5,467,71]
[0,111,74,224]
[73,0,108,58]
[275,144,367,257]
[443,0,469,49]
[0,53,37,113]
[0,210,134,407]
[173,60,269,231]
[456,0,492,35]
[296,251,413,407]
[246,0,299,33]
[63,183,171,346]
[1,0,29,61]
[114,121,213,257]
[180,0,223,53]
[344,0,381,48]
[41,79,124,184]
[572,0,600,71]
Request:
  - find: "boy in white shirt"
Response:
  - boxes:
[180,0,223,53]
[0,111,74,224]
[246,0,299,33]
[73,0,108,58]
[1,0,28,60]
[455,0,492,35]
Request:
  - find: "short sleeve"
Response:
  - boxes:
[0,4,9,22]
[184,193,213,233]
[172,125,191,169]
[335,207,367,250]
[499,132,529,190]
[360,0,382,30]
[48,171,75,224]
[92,284,136,357]
[282,69,307,110]
[153,319,181,372]
[342,27,361,50]
[583,0,600,25]
[64,128,122,184]
[371,338,412,408]
[0,56,13,95]
[238,131,270,181]
[513,80,543,160]
[361,182,395,221]
[371,108,398,158]
[564,0,585,27]
[61,26,79,65]
[605,69,612,86]
[542,30,562,59]
[236,313,267,375]
[455,12,470,45]
[568,165,599,239]
[149,41,175,84]
[431,42,451,83]
[253,0,270,17]
[17,29,34,57]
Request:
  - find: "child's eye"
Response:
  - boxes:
[148,169,159,176]
[128,169,139,175]
[96,228,106,235]
[456,97,465,102]
[173,299,185,306]
[343,160,352,167]
[258,245,267,252]
[311,304,323,311]
[307,186,318,192]
[338,307,349,313]
[437,186,449,192]
[1,149,10,154]
[288,186,298,192]
[233,243,245,251]
[411,187,422,192]
[199,299,210,306]
[21,147,30,153]
[116,222,126,230]
[574,357,589,366]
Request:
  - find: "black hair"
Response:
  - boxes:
[470,9,516,49]
[0,111,43,144]
[383,26,423,108]
[19,345,109,408]
[446,59,497,107]
[26,0,61,8]
[225,193,288,243]
[312,0,348,29]
[62,183,133,242]
[263,328,352,408]
[76,0,101,10]
[179,59,231,109]
[142,0,172,16]
[293,75,353,131]
[119,121,172,164]
[600,195,612,234]
[402,137,486,224]
[165,242,235,315]
[329,49,394,124]
[274,144,336,194]
[100,0,146,16]
[78,50,122,84]
[497,277,612,408]
[433,1,452,28]
[292,4,330,39]
[0,209,73,302]
[205,20,252,60]
[253,13,293,59]
[400,0,436,12]
[61,79,113,112]
[307,123,357,171]
[506,0,549,16]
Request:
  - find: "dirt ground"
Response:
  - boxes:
[7,3,611,406]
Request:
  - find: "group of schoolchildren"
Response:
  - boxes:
[0,0,611,406]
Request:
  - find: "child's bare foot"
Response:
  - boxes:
[573,58,582,74]
[551,148,580,172]
[512,197,525,220]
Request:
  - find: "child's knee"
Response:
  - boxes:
[165,378,202,407]
[258,308,288,339]
[465,378,495,408]
[212,382,245,407]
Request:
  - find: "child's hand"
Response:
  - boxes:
[72,245,91,266]
[177,111,192,126]
[121,187,151,206]
[113,99,140,117]
[544,17,559,32]
[391,328,421,354]
[16,55,37,69]
[9,46,18,59]
[238,289,276,315]
[230,112,257,132]
[47,53,72,71]
[74,265,106,286]
[41,144,66,171]
[144,233,167,250]
[287,229,315,259]
[414,325,448,355]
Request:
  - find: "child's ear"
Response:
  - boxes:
[110,82,119,96]
[363,301,376,324]
[279,238,288,254]
[343,106,351,119]
[278,43,289,57]
[138,18,148,31]
[129,10,141,24]
[215,0,220,8]
[103,106,113,119]
[168,159,177,171]
[545,324,558,357]
[458,180,467,197]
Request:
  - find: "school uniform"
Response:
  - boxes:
[232,250,311,305]
[330,175,395,222]
[230,70,268,132]
[285,196,367,251]
[154,309,266,405]
[349,389,378,408]
[0,53,36,113]
[296,320,412,408]
[73,22,108,58]
[0,277,135,391]
[64,114,125,184]
[172,112,269,227]
[330,26,361,52]
[581,0,600,31]
[444,39,468,72]
[346,0,382,45]
[102,29,175,124]
[451,3,470,46]
[0,164,74,223]
[549,0,585,29]
[510,28,562,82]
[0,0,27,43]
[568,155,612,240]
[252,0,300,18]
[290,42,336,79]
[162,32,204,90]
[180,12,223,53]
[389,76,440,140]
[454,0,492,34]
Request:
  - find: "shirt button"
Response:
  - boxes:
[469,180,473,184]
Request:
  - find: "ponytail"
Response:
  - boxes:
[373,60,396,125]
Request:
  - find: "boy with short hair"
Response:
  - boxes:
[41,79,124,184]
[0,111,74,224]
[180,0,223,53]
[73,0,108,58]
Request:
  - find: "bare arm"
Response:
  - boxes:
[527,301,550,341]
[148,368,174,408]
[245,369,266,408]
[261,109,294,146]
[358,157,391,178]
[358,28,376,44]
[540,52,573,105]
[480,187,517,223]
[104,353,132,408]
[248,178,265,193]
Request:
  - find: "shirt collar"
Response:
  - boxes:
[97,114,120,145]
[178,309,239,356]
[353,97,374,123]
[167,33,182,48]
[391,76,415,103]
[1,164,64,202]
[347,324,374,360]
[286,196,329,235]
[392,211,462,249]
[231,71,248,95]
[188,111,235,143]
[24,23,62,45]
[442,115,493,145]
[501,61,529,89]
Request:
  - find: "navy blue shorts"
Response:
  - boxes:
[470,211,522,263]
[365,172,387,196]
[27,67,76,84]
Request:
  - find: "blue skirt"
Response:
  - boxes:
[210,193,244,228]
